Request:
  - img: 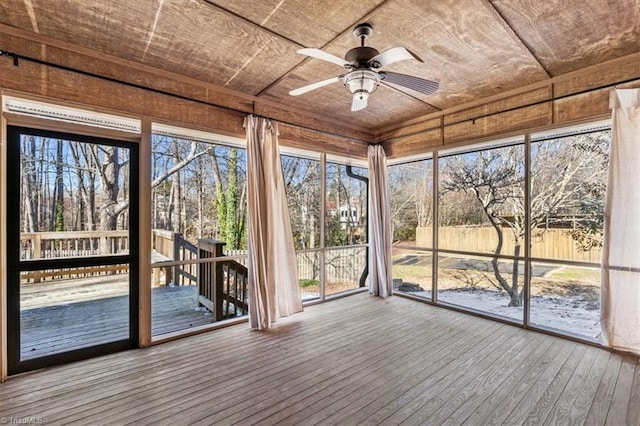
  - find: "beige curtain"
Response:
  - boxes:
[368,144,393,297]
[244,115,303,330]
[601,89,640,355]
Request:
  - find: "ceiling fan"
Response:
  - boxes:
[289,23,439,112]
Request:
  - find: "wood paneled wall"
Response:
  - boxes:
[0,26,638,161]
[0,26,371,159]
[381,53,640,158]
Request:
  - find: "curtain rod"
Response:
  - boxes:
[0,49,370,144]
[381,75,640,144]
[2,49,637,147]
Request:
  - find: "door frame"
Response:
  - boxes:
[6,125,139,375]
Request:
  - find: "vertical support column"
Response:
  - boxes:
[319,153,326,301]
[213,241,225,322]
[197,239,225,321]
[172,233,180,285]
[32,233,41,282]
[198,242,210,311]
[431,151,439,303]
[0,102,8,382]
[523,134,531,328]
[138,117,152,347]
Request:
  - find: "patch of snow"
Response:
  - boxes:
[405,288,601,341]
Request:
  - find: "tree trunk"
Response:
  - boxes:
[167,176,176,231]
[79,144,97,231]
[210,150,226,241]
[225,148,238,249]
[309,210,316,249]
[97,146,124,254]
[54,139,64,232]
[487,211,521,307]
[22,136,39,232]
[510,242,522,307]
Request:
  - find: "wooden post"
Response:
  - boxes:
[1,106,8,382]
[213,241,225,321]
[198,239,225,321]
[139,116,152,347]
[33,233,41,283]
[172,233,180,285]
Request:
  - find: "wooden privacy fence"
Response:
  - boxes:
[416,226,602,263]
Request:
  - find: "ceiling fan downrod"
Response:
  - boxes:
[353,22,373,47]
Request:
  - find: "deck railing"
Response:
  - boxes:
[21,230,129,260]
[20,230,248,320]
[20,230,129,283]
[197,239,248,321]
[152,230,198,285]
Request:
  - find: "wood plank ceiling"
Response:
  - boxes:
[0,0,637,133]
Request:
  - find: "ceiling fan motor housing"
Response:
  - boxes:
[289,21,439,111]
[345,47,380,68]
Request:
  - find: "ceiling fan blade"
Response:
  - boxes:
[289,76,342,96]
[369,47,423,68]
[297,48,350,68]
[351,94,368,112]
[380,71,439,95]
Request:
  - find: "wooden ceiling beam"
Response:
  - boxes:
[485,0,551,79]
[374,50,640,140]
[201,0,305,48]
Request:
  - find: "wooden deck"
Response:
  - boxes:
[2,293,638,425]
[21,283,216,359]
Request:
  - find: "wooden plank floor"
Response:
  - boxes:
[2,293,638,425]
[21,285,217,359]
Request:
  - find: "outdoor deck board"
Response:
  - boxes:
[458,336,573,425]
[378,328,534,425]
[628,358,640,426]
[520,343,589,424]
[567,349,612,425]
[191,320,436,425]
[296,321,512,426]
[230,313,480,426]
[542,346,600,425]
[1,293,638,425]
[605,355,637,425]
[266,316,504,425]
[435,331,558,425]
[47,295,383,424]
[132,297,425,425]
[20,285,215,358]
[585,352,623,425]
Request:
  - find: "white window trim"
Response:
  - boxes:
[152,122,245,148]
[2,96,141,133]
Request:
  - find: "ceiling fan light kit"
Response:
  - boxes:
[344,70,380,111]
[289,23,439,112]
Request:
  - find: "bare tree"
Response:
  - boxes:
[388,160,434,242]
[440,133,609,307]
[282,155,321,249]
[21,136,39,232]
[53,139,65,231]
